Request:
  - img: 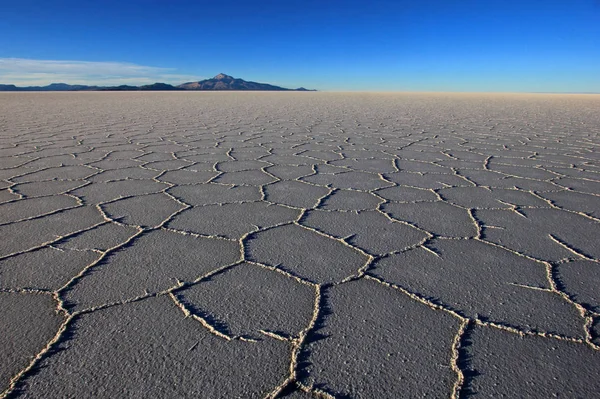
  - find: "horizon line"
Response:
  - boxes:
[1,86,599,95]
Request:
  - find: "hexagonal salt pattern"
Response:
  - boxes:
[1,92,599,398]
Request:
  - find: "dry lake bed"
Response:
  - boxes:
[0,92,599,398]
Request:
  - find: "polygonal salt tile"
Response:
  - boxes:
[438,186,548,209]
[375,185,438,202]
[0,206,105,257]
[314,163,349,174]
[179,153,232,163]
[302,170,393,190]
[269,148,304,156]
[56,222,139,251]
[27,146,86,158]
[143,159,192,171]
[213,170,276,186]
[329,158,397,173]
[339,149,395,159]
[0,292,65,393]
[246,224,367,284]
[168,202,299,239]
[488,157,541,168]
[302,209,427,255]
[265,180,329,208]
[458,169,559,191]
[320,189,382,211]
[86,167,160,182]
[477,208,600,261]
[181,162,220,172]
[15,296,289,398]
[545,166,600,181]
[302,279,459,397]
[489,164,558,180]
[383,201,477,237]
[259,154,315,166]
[0,247,100,290]
[101,193,185,227]
[456,169,515,187]
[12,165,97,182]
[64,229,240,309]
[141,143,187,153]
[104,150,143,160]
[300,150,342,161]
[217,160,269,172]
[466,326,600,397]
[481,149,535,158]
[135,152,174,162]
[507,177,563,192]
[558,260,600,312]
[168,183,261,206]
[0,195,79,224]
[158,169,218,185]
[534,153,583,165]
[0,147,30,157]
[370,240,584,337]
[434,159,484,169]
[231,152,271,161]
[179,263,314,337]
[12,180,84,197]
[0,189,19,203]
[89,159,142,170]
[383,172,470,189]
[540,190,600,217]
[264,165,314,180]
[396,160,448,173]
[0,167,40,181]
[85,144,131,153]
[0,156,33,169]
[71,180,169,204]
[394,149,450,162]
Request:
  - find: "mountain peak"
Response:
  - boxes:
[177,74,316,91]
[0,74,315,92]
[213,73,233,80]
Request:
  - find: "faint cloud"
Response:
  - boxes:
[0,58,201,86]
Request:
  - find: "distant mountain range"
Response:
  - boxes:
[0,74,316,92]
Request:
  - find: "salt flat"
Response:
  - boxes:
[0,92,599,398]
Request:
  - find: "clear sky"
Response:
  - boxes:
[1,0,599,92]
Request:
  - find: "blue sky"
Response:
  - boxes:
[1,0,599,91]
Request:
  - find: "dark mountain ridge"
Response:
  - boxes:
[0,74,316,92]
[177,73,312,91]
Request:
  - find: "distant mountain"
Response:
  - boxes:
[0,74,316,92]
[98,85,139,91]
[0,83,98,91]
[99,83,182,91]
[140,82,183,91]
[40,83,97,91]
[0,83,97,91]
[178,73,315,91]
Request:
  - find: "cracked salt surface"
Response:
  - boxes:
[0,92,599,398]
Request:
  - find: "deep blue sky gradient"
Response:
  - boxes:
[1,0,599,91]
